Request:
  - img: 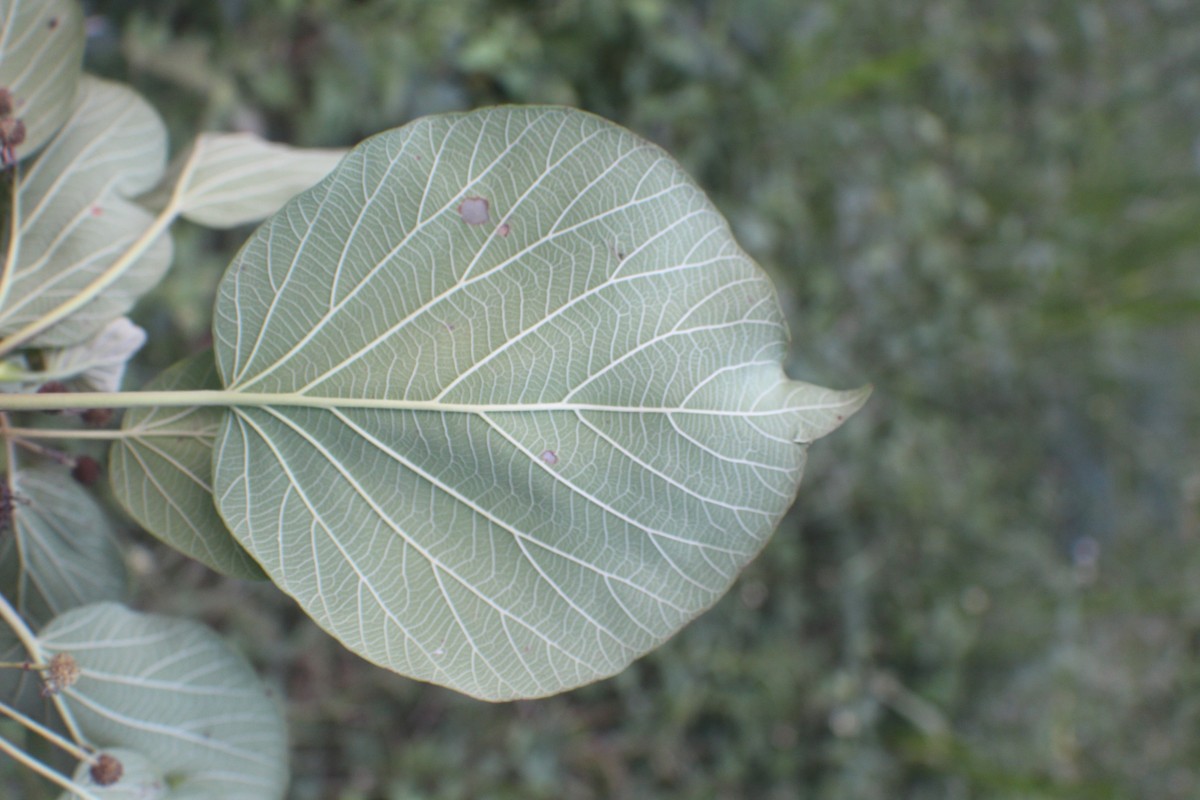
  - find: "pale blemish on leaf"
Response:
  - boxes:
[497,222,511,237]
[540,449,558,466]
[457,196,490,225]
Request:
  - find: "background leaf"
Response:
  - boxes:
[37,317,146,392]
[0,0,85,159]
[144,132,346,229]
[39,602,287,800]
[109,352,262,580]
[0,467,125,628]
[0,76,169,347]
[211,106,863,699]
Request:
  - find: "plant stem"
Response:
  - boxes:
[13,437,72,464]
[0,731,101,800]
[0,388,831,417]
[0,594,41,675]
[0,592,88,751]
[1,426,186,441]
[0,163,21,314]
[0,201,175,356]
[0,699,95,763]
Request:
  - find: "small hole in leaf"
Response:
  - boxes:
[457,196,490,225]
[540,450,558,466]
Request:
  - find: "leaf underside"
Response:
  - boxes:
[0,0,85,159]
[40,602,287,800]
[211,106,866,700]
[0,466,125,628]
[0,76,170,347]
[109,351,264,580]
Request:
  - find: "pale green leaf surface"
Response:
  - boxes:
[0,76,170,347]
[0,467,125,627]
[0,0,85,159]
[143,132,346,229]
[39,603,287,800]
[60,748,165,800]
[109,352,263,580]
[36,316,147,391]
[212,106,864,700]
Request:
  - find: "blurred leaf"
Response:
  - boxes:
[210,106,865,700]
[0,466,125,628]
[0,0,85,159]
[109,352,263,580]
[0,76,170,347]
[35,317,147,391]
[40,602,287,800]
[143,132,346,229]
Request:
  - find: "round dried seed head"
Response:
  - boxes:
[90,753,124,786]
[48,652,81,689]
[72,455,102,486]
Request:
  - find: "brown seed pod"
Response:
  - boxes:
[81,407,114,428]
[89,753,124,786]
[48,652,81,689]
[0,117,24,147]
[72,455,102,486]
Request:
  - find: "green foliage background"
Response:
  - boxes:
[33,0,1200,797]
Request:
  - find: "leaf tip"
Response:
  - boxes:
[793,383,872,443]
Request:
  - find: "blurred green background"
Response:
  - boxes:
[66,0,1200,797]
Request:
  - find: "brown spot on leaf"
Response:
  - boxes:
[0,89,12,117]
[457,196,490,226]
[91,205,103,216]
[48,16,59,30]
[497,222,510,237]
[540,450,558,466]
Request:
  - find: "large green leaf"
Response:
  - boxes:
[109,352,263,580]
[39,602,287,800]
[142,131,347,229]
[0,0,85,159]
[0,467,125,627]
[0,76,170,347]
[211,106,867,700]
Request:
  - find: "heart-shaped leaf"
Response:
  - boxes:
[0,76,170,348]
[109,352,263,580]
[40,602,288,800]
[211,106,867,700]
[0,0,85,160]
[0,466,125,627]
